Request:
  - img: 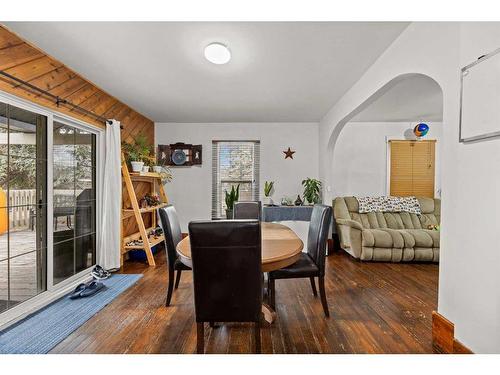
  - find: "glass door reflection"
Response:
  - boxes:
[53,122,96,284]
[0,101,47,314]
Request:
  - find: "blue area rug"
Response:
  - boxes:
[0,274,143,354]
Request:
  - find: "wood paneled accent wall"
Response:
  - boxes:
[0,25,154,144]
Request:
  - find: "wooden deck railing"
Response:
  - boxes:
[9,189,37,229]
[6,189,76,230]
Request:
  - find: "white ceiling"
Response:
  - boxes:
[5,22,409,123]
[351,75,443,122]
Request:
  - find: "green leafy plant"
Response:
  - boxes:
[158,166,173,184]
[264,181,274,197]
[122,135,154,163]
[302,178,322,204]
[224,184,240,210]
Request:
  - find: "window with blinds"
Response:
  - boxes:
[212,141,260,219]
[389,140,436,198]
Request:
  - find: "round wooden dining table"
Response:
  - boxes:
[176,222,304,323]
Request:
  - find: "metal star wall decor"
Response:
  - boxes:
[283,147,296,159]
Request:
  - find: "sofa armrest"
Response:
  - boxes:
[336,218,363,230]
[335,218,363,258]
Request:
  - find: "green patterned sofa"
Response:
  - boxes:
[333,196,440,262]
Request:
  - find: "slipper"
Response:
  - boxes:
[79,281,105,298]
[69,283,87,299]
[91,265,111,280]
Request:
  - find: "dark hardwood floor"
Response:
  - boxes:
[50,250,439,354]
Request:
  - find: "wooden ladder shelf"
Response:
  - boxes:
[121,156,169,266]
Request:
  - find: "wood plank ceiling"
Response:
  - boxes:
[0,25,154,145]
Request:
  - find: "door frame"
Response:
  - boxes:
[48,113,104,292]
[385,136,440,198]
[0,90,104,328]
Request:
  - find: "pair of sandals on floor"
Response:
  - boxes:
[69,265,111,299]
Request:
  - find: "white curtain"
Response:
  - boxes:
[97,119,122,270]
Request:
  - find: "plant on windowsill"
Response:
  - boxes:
[263,181,274,206]
[302,178,322,205]
[224,184,240,219]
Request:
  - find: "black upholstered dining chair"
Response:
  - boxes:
[158,205,191,306]
[188,220,262,354]
[268,204,332,317]
[233,201,262,220]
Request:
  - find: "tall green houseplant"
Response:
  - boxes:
[302,178,322,204]
[263,181,274,205]
[224,184,240,219]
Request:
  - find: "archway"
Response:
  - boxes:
[324,73,444,200]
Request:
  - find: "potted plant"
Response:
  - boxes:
[302,178,322,205]
[142,154,156,173]
[152,157,173,184]
[224,184,239,219]
[157,165,173,184]
[122,135,154,173]
[263,181,274,206]
[123,147,144,172]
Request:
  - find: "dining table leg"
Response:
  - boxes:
[262,273,277,323]
[262,303,277,324]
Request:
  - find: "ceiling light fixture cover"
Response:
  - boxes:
[204,43,231,64]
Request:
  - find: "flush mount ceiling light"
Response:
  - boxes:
[204,43,231,64]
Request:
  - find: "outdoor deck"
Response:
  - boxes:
[0,229,39,311]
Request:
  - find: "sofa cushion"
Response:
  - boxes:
[403,229,440,248]
[397,230,416,248]
[362,228,404,248]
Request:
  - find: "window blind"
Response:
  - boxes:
[211,140,260,219]
[390,140,435,198]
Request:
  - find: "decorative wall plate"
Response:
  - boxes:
[158,143,202,167]
[172,149,187,165]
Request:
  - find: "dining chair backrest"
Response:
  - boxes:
[233,201,262,220]
[188,220,262,323]
[158,205,183,268]
[306,204,332,276]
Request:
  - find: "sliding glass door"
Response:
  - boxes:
[53,121,96,285]
[0,96,99,317]
[0,101,47,315]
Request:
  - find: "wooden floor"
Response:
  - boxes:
[50,250,439,354]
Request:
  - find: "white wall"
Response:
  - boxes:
[155,122,318,231]
[333,121,442,197]
[319,22,500,353]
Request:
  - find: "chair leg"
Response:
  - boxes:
[254,321,261,354]
[318,276,330,317]
[166,268,174,306]
[197,322,204,354]
[175,269,182,289]
[309,277,318,296]
[268,277,276,309]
